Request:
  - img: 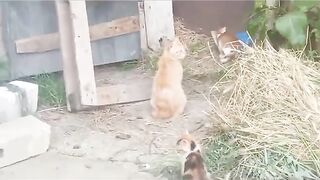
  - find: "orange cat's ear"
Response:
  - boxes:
[218,27,227,34]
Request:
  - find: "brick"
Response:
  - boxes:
[0,115,51,168]
[0,87,21,123]
[8,81,39,114]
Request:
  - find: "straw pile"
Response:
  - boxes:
[174,17,220,77]
[209,44,320,178]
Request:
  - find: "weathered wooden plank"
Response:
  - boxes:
[68,0,97,106]
[15,16,140,54]
[144,0,175,51]
[15,33,59,54]
[55,0,81,111]
[138,1,147,50]
[90,16,139,41]
[96,80,152,106]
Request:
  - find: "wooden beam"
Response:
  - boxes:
[55,0,97,111]
[96,80,152,106]
[90,16,139,42]
[138,1,147,50]
[15,16,140,54]
[55,0,81,112]
[68,0,97,106]
[143,0,175,51]
[15,33,60,54]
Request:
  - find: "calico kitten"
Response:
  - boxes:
[211,27,243,63]
[150,36,187,120]
[177,131,211,180]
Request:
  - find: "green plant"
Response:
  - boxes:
[0,56,9,82]
[189,41,206,55]
[204,133,318,179]
[204,133,240,176]
[120,60,139,71]
[247,0,320,51]
[31,73,66,107]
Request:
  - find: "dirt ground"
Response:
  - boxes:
[0,58,218,179]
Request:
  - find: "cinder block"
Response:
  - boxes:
[0,115,51,168]
[0,87,21,123]
[8,81,39,114]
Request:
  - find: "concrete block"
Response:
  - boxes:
[0,87,21,123]
[8,81,39,114]
[0,115,51,168]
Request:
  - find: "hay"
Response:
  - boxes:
[209,45,320,178]
[139,17,217,75]
[174,17,221,77]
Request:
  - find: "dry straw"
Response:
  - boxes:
[209,43,320,178]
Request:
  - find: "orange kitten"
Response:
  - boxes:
[150,36,187,120]
[177,131,211,180]
[211,27,243,63]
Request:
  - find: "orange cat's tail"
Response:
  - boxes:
[152,99,173,119]
[152,89,175,119]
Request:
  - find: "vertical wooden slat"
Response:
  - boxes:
[144,0,175,51]
[55,0,97,112]
[68,1,97,106]
[138,1,147,50]
[55,0,80,112]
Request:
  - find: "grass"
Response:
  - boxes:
[119,59,139,71]
[204,133,240,177]
[138,51,159,72]
[204,133,318,179]
[141,154,182,180]
[30,72,66,107]
[0,56,9,82]
[189,41,206,55]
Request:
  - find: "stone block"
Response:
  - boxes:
[8,80,38,114]
[0,115,51,168]
[0,87,21,123]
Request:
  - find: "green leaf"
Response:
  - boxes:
[275,11,308,47]
[291,0,319,12]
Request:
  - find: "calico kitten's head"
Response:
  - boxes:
[159,36,186,60]
[176,130,200,153]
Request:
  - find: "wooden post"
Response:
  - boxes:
[55,0,97,112]
[138,1,147,50]
[68,1,97,106]
[144,0,175,51]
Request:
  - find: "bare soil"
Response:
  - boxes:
[0,60,220,180]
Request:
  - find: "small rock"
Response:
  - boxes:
[136,116,143,119]
[73,144,81,149]
[115,133,131,140]
[127,117,136,121]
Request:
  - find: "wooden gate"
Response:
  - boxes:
[2,1,141,79]
[1,0,175,111]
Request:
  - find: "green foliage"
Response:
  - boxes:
[204,132,319,179]
[0,56,9,82]
[247,0,320,51]
[247,3,268,41]
[120,60,139,71]
[32,73,66,107]
[275,11,308,47]
[204,133,240,175]
[291,0,319,12]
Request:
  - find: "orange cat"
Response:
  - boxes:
[177,131,211,180]
[211,27,243,63]
[150,36,187,120]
